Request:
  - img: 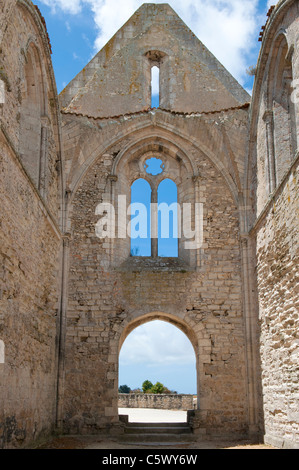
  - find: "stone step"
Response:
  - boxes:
[120,433,197,444]
[125,426,191,435]
[126,422,190,429]
[121,421,194,443]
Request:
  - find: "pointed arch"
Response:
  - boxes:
[118,319,197,399]
[19,42,45,187]
[119,312,199,362]
[266,31,296,189]
[117,312,201,411]
[68,121,240,206]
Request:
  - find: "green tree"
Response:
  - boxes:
[142,380,153,393]
[118,384,131,394]
[150,382,166,394]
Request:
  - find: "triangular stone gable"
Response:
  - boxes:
[60,3,250,117]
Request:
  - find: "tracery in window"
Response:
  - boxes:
[130,168,178,258]
[144,157,165,175]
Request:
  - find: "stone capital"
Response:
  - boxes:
[262,110,273,123]
[240,236,249,248]
[62,232,72,246]
[108,175,118,183]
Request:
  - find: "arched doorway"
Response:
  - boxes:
[118,314,199,423]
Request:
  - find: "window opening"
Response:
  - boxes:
[158,179,179,258]
[130,179,151,257]
[144,157,165,176]
[151,66,160,108]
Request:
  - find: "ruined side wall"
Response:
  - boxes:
[255,160,299,448]
[250,0,299,449]
[0,141,61,447]
[0,1,62,448]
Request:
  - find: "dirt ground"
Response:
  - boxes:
[36,435,275,450]
[35,410,276,450]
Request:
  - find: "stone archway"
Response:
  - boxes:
[119,312,199,359]
[118,312,200,397]
[115,312,200,432]
[112,311,204,418]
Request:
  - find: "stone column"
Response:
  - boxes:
[240,235,262,438]
[194,175,202,270]
[108,175,118,265]
[151,181,158,258]
[56,232,72,430]
[39,115,50,198]
[263,110,276,193]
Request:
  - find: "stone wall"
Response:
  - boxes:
[60,106,254,438]
[0,1,63,448]
[1,0,298,450]
[58,4,259,439]
[255,159,299,448]
[119,394,194,410]
[249,0,299,449]
[0,146,61,447]
[60,4,249,117]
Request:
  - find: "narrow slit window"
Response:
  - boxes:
[151,66,160,108]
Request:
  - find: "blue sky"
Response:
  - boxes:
[130,176,178,257]
[119,321,197,394]
[34,0,274,396]
[35,0,273,95]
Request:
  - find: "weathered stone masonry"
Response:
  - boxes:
[249,0,299,449]
[118,394,194,410]
[0,0,63,448]
[61,110,250,436]
[58,3,257,439]
[0,0,298,449]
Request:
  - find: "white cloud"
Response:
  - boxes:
[119,321,196,367]
[73,52,84,61]
[38,0,267,86]
[151,66,160,97]
[267,0,276,8]
[39,0,82,14]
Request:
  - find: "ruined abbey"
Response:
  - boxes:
[0,0,298,449]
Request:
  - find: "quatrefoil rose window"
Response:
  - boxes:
[144,157,165,176]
